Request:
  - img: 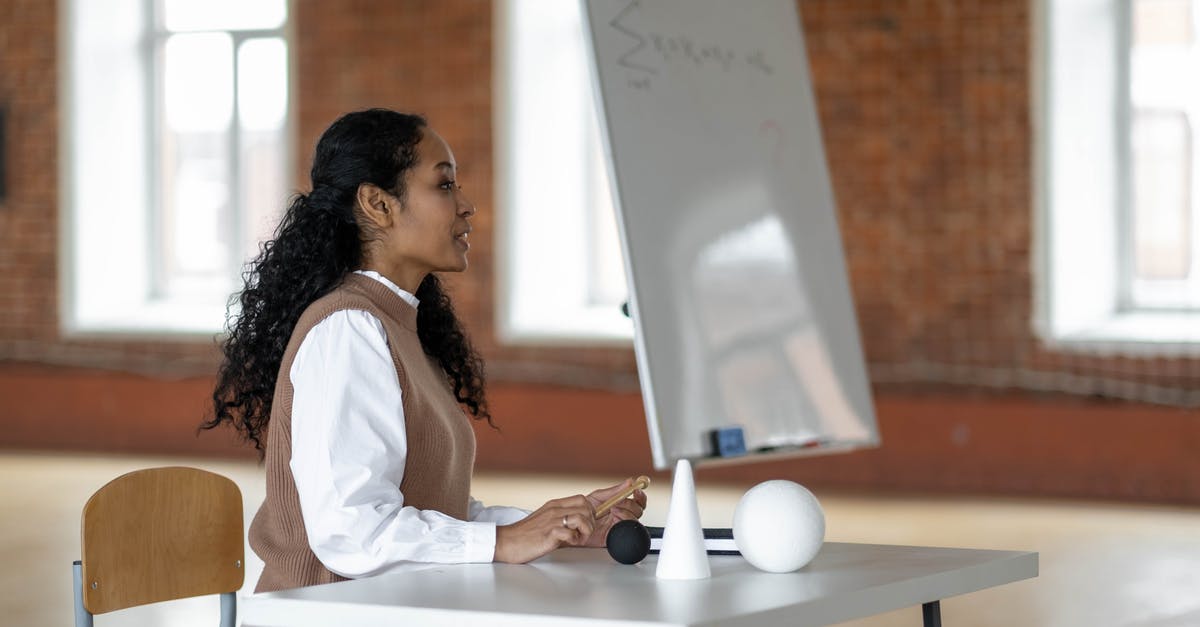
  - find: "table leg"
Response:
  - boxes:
[922,601,941,627]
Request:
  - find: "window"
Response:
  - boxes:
[1036,0,1200,349]
[495,0,632,344]
[1127,0,1198,309]
[62,0,289,335]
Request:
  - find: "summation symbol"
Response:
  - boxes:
[611,0,658,76]
[605,0,774,89]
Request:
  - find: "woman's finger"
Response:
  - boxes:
[552,494,595,510]
[589,478,633,502]
[560,510,595,539]
[552,521,584,546]
[608,498,645,521]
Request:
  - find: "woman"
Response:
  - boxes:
[206,109,646,592]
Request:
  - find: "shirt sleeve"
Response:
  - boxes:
[468,496,531,525]
[289,309,497,579]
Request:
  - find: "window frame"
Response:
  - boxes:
[59,0,294,338]
[493,0,634,346]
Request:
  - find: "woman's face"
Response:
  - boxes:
[387,128,476,280]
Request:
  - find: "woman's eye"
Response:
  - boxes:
[439,180,458,191]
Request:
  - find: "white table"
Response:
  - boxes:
[242,543,1038,626]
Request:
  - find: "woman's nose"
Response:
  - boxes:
[458,192,476,217]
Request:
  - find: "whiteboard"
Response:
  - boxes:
[581,0,879,469]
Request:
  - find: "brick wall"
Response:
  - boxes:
[2,0,1198,501]
[808,1,1032,370]
[1,0,60,363]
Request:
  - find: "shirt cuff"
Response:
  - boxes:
[463,520,498,563]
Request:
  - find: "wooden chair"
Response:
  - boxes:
[72,467,245,627]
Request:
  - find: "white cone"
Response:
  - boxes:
[655,459,710,580]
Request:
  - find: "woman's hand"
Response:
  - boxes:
[494,495,597,564]
[581,478,648,548]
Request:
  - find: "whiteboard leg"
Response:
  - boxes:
[922,600,942,627]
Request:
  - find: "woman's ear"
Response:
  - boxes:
[356,183,393,228]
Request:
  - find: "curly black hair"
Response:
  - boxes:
[203,109,491,452]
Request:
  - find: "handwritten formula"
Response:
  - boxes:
[608,0,775,90]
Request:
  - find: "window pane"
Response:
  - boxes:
[163,0,286,32]
[164,33,233,132]
[162,133,233,279]
[587,112,625,307]
[240,128,286,261]
[511,0,627,313]
[238,38,289,259]
[1134,0,1194,46]
[161,34,235,296]
[238,38,287,131]
[1128,0,1198,305]
[1133,110,1192,280]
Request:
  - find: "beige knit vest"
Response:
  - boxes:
[248,273,477,593]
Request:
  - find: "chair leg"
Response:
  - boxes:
[72,561,93,627]
[220,591,237,627]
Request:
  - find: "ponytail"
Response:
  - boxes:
[206,191,361,451]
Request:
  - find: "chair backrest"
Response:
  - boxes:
[78,466,245,615]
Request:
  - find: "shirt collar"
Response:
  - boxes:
[353,270,420,309]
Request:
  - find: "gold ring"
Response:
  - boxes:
[562,515,569,528]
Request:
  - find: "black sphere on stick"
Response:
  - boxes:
[606,519,652,564]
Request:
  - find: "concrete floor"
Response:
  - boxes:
[3,451,1198,626]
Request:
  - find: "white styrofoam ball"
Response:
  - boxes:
[733,480,825,573]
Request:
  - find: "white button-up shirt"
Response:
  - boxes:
[289,270,528,578]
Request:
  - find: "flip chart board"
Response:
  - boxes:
[582,0,879,468]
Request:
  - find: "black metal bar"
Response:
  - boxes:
[922,600,942,627]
